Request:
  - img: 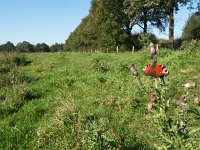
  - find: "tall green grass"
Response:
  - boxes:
[0,49,199,149]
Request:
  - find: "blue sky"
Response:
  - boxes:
[0,0,198,46]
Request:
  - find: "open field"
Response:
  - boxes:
[0,49,200,149]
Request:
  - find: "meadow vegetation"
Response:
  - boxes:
[0,45,200,149]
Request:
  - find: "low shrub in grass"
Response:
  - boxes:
[91,55,111,73]
[182,40,200,53]
[0,53,33,116]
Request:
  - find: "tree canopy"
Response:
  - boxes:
[0,41,64,53]
[182,11,200,40]
[35,43,50,52]
[64,0,194,51]
[0,41,15,52]
[15,41,35,52]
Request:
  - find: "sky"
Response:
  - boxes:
[0,0,198,46]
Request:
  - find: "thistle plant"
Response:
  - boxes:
[151,85,200,149]
[130,57,199,149]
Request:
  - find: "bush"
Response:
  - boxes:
[0,53,31,68]
[132,33,158,50]
[138,33,158,46]
[158,39,171,49]
[174,38,183,50]
[158,38,183,50]
[182,40,200,53]
[0,68,33,115]
[91,56,111,73]
[12,55,30,66]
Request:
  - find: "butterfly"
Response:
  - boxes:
[143,60,169,78]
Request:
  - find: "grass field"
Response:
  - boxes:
[0,48,200,149]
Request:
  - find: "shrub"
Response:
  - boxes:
[182,40,200,53]
[174,38,183,50]
[91,56,111,73]
[158,39,171,49]
[132,33,158,50]
[0,53,32,115]
[12,55,30,66]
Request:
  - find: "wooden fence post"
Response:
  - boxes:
[156,44,159,51]
[116,46,119,53]
[132,46,135,54]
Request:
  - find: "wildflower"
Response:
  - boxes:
[149,42,157,59]
[176,95,187,107]
[129,64,139,77]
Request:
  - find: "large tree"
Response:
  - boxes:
[182,11,200,40]
[124,0,168,33]
[64,0,99,51]
[0,41,15,52]
[158,0,192,45]
[50,43,64,52]
[64,15,98,51]
[35,43,50,52]
[15,41,35,52]
[95,0,132,50]
[65,0,133,51]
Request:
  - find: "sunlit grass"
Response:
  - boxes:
[0,50,200,149]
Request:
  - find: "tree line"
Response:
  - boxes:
[0,41,64,52]
[64,0,200,52]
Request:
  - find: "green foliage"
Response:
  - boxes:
[0,53,33,117]
[182,40,200,52]
[0,53,30,68]
[138,33,157,47]
[0,41,15,52]
[151,87,199,149]
[173,38,183,49]
[35,43,50,52]
[158,38,183,49]
[65,0,194,50]
[124,0,168,33]
[92,56,111,73]
[50,43,64,52]
[65,0,162,52]
[64,0,134,52]
[64,16,98,51]
[158,39,172,49]
[0,41,64,53]
[182,12,200,41]
[15,41,35,52]
[129,33,158,50]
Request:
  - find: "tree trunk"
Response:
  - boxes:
[168,8,174,47]
[144,19,147,33]
[143,7,148,33]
